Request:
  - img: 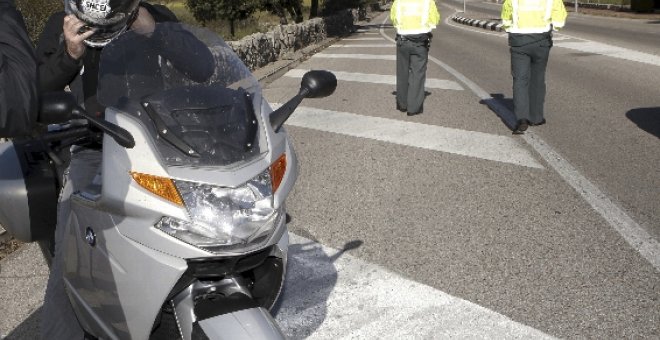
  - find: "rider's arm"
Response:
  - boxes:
[0,0,38,137]
[149,23,215,83]
[138,3,213,83]
[35,11,82,93]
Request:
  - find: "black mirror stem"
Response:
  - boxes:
[270,94,305,133]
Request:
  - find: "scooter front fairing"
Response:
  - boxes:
[60,23,296,339]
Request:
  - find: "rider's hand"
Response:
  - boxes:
[63,14,95,60]
[130,7,155,36]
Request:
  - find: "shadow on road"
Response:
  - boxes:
[3,306,41,340]
[272,234,363,339]
[480,93,517,131]
[626,107,660,138]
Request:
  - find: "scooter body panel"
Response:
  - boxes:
[64,198,188,340]
[0,139,58,242]
[0,141,31,241]
[64,197,290,340]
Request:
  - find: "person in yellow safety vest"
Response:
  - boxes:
[501,0,567,134]
[390,0,440,116]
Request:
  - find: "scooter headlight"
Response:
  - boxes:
[155,169,282,253]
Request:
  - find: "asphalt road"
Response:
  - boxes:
[445,0,660,55]
[264,6,660,339]
[1,5,659,339]
[440,1,660,240]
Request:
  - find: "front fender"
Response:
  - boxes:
[197,307,285,340]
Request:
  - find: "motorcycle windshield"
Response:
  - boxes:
[97,22,267,167]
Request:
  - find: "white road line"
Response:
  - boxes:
[276,233,557,339]
[379,16,660,271]
[281,106,544,168]
[284,69,464,90]
[446,9,660,67]
[555,40,660,67]
[523,133,660,271]
[329,44,394,48]
[342,38,386,41]
[551,35,573,41]
[313,53,396,60]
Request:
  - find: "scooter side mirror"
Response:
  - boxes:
[38,91,135,148]
[38,91,76,124]
[270,70,337,133]
[299,70,338,98]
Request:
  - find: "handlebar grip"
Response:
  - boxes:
[40,127,91,142]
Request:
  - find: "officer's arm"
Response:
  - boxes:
[551,0,567,30]
[500,0,513,30]
[390,0,398,26]
[429,1,440,27]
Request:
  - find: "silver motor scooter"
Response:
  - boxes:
[0,23,336,339]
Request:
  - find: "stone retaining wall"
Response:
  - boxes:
[227,10,357,71]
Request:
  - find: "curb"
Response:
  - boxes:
[451,15,505,32]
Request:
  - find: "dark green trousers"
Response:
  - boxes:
[396,34,429,114]
[509,32,552,124]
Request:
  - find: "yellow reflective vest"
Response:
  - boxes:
[501,0,567,34]
[390,0,440,35]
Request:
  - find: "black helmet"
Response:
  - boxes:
[64,0,141,48]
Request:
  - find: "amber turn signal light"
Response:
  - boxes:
[269,154,286,193]
[130,172,183,206]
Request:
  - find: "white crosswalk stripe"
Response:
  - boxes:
[313,53,396,60]
[329,44,394,48]
[280,105,544,168]
[341,37,387,41]
[284,69,464,90]
[276,234,557,339]
[555,40,660,67]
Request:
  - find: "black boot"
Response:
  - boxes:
[513,119,529,134]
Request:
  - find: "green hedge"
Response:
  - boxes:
[630,0,654,11]
[15,0,63,45]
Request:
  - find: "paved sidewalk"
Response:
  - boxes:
[0,243,48,339]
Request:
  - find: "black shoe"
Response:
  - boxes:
[396,104,407,112]
[407,111,422,116]
[529,118,546,126]
[512,119,529,134]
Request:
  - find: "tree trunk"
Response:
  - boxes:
[309,0,318,18]
[291,0,303,23]
[273,1,289,24]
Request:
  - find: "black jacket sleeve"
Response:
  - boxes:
[0,0,38,137]
[143,3,214,83]
[149,24,215,83]
[35,11,82,93]
[34,4,175,94]
[141,2,179,23]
